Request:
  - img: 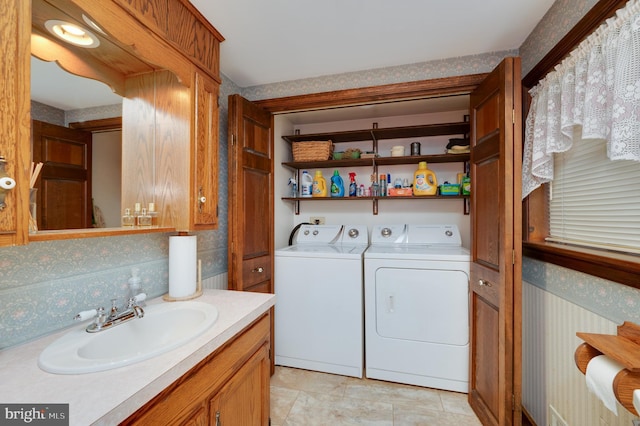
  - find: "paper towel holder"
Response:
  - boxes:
[162,259,203,302]
[575,321,640,416]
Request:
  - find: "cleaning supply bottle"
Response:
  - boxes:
[348,173,357,197]
[312,171,327,197]
[413,161,438,195]
[288,177,298,198]
[301,171,313,197]
[330,170,345,197]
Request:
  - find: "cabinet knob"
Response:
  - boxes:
[0,177,16,190]
[215,411,221,426]
[197,186,206,213]
[0,156,16,211]
[252,267,264,273]
[478,279,492,287]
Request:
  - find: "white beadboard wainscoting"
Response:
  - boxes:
[522,281,638,426]
[202,272,228,290]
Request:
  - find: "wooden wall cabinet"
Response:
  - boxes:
[123,313,271,425]
[0,0,30,247]
[191,71,219,230]
[1,0,223,245]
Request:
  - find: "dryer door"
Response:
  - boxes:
[375,267,469,346]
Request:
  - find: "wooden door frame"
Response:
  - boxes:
[253,74,488,113]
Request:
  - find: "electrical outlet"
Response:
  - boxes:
[310,216,325,225]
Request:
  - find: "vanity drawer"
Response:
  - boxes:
[242,256,271,289]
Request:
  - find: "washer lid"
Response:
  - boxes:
[276,243,368,258]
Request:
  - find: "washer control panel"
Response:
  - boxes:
[295,224,369,245]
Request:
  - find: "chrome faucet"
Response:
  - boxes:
[74,293,147,333]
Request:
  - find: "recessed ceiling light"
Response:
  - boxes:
[44,19,100,48]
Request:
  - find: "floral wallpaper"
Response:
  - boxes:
[3,0,633,350]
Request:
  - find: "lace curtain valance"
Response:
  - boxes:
[522,0,640,199]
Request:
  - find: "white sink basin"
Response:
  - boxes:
[38,301,218,374]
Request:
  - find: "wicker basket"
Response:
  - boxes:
[292,141,333,162]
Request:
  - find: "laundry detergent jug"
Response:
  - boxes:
[413,161,437,196]
[312,171,327,197]
[330,170,345,197]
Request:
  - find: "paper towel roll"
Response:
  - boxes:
[168,234,197,298]
[586,355,625,415]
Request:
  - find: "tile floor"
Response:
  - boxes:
[270,366,482,425]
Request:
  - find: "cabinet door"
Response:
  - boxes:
[468,57,522,426]
[209,343,270,426]
[227,95,273,293]
[192,72,219,228]
[0,0,29,246]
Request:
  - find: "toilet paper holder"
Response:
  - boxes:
[575,321,640,416]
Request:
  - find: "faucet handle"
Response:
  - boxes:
[126,292,147,308]
[110,298,119,315]
[74,309,98,321]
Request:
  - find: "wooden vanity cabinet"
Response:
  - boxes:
[123,313,271,426]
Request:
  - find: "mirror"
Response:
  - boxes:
[31,57,123,230]
[30,0,163,232]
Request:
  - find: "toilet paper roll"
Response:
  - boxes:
[586,355,625,415]
[633,389,640,416]
[168,234,197,298]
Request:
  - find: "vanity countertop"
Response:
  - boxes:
[0,289,275,425]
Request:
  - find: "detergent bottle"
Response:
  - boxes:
[330,170,345,197]
[348,173,357,197]
[300,170,313,197]
[312,171,327,197]
[413,161,438,195]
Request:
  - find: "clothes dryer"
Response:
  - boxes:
[364,224,470,392]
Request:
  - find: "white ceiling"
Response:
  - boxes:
[31,0,556,112]
[192,0,556,87]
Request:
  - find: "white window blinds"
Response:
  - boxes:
[549,137,640,253]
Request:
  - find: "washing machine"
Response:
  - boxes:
[274,224,368,378]
[364,224,470,392]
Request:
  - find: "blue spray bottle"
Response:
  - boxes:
[348,173,357,197]
[330,170,345,197]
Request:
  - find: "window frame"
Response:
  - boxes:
[521,0,640,290]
